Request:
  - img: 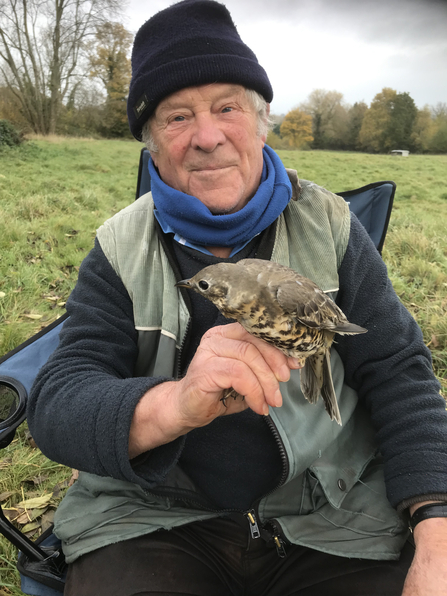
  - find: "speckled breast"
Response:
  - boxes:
[222,299,327,359]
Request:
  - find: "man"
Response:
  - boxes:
[28,1,447,594]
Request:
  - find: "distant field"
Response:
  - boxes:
[0,140,446,593]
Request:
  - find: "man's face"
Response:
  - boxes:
[149,83,267,214]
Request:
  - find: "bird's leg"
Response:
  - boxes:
[220,388,245,407]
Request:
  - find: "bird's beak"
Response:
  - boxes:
[175,278,192,288]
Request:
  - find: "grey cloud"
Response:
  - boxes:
[227,0,447,47]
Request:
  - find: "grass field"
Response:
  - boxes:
[0,139,446,593]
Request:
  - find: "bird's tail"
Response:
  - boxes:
[333,321,367,335]
[300,353,342,425]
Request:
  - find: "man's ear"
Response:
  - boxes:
[261,103,271,145]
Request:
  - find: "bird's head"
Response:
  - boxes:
[175,263,234,310]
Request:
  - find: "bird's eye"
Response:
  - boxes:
[198,280,209,291]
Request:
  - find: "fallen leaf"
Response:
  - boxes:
[0,490,15,502]
[22,520,41,533]
[0,291,5,298]
[17,507,45,525]
[2,507,21,522]
[52,469,78,498]
[22,314,43,320]
[52,479,70,499]
[57,301,66,307]
[33,474,50,486]
[69,469,79,486]
[17,494,52,509]
[40,509,55,532]
[431,334,440,348]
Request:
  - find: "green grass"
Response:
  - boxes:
[0,142,446,592]
[277,150,447,390]
[0,139,142,352]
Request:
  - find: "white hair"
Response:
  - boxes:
[142,88,273,153]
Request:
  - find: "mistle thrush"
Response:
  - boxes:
[176,258,367,425]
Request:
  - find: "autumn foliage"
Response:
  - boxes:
[279,109,314,149]
[275,88,447,153]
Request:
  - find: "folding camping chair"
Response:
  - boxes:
[0,148,396,595]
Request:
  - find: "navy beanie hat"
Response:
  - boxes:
[127,0,273,140]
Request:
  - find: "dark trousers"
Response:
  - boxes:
[64,515,414,596]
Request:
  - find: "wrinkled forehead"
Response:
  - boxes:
[153,83,249,117]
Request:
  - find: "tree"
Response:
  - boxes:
[386,92,417,151]
[432,102,447,119]
[0,84,27,126]
[359,88,396,152]
[429,118,447,153]
[346,102,367,150]
[411,106,434,153]
[359,88,418,153]
[280,108,313,149]
[266,130,286,150]
[428,103,447,153]
[299,89,348,149]
[88,22,132,137]
[0,0,121,135]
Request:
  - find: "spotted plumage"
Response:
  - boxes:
[176,259,367,424]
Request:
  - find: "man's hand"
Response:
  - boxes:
[402,503,447,595]
[128,322,301,458]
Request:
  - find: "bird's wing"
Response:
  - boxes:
[275,280,343,329]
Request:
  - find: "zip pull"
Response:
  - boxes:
[273,533,287,558]
[245,509,261,539]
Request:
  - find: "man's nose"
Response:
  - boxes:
[191,114,226,152]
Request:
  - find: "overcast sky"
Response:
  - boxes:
[124,0,447,116]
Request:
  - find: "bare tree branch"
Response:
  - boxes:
[0,0,125,133]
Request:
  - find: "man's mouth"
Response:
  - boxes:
[190,164,235,172]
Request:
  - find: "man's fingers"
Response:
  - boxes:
[177,322,294,425]
[197,352,280,414]
[203,323,291,382]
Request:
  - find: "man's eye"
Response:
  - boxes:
[221,107,233,113]
[173,116,185,122]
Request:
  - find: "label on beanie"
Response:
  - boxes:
[134,93,149,119]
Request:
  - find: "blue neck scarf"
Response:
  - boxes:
[149,145,292,248]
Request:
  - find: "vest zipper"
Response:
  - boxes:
[144,411,290,554]
[272,530,287,558]
[244,415,290,554]
[175,317,192,379]
[245,509,261,539]
[264,414,289,488]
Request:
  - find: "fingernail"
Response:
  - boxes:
[289,357,303,369]
[263,404,270,416]
[274,389,283,408]
[278,365,290,382]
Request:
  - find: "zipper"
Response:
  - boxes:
[272,531,287,558]
[245,509,261,539]
[174,316,192,379]
[145,393,290,556]
[246,414,290,556]
[264,414,289,488]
